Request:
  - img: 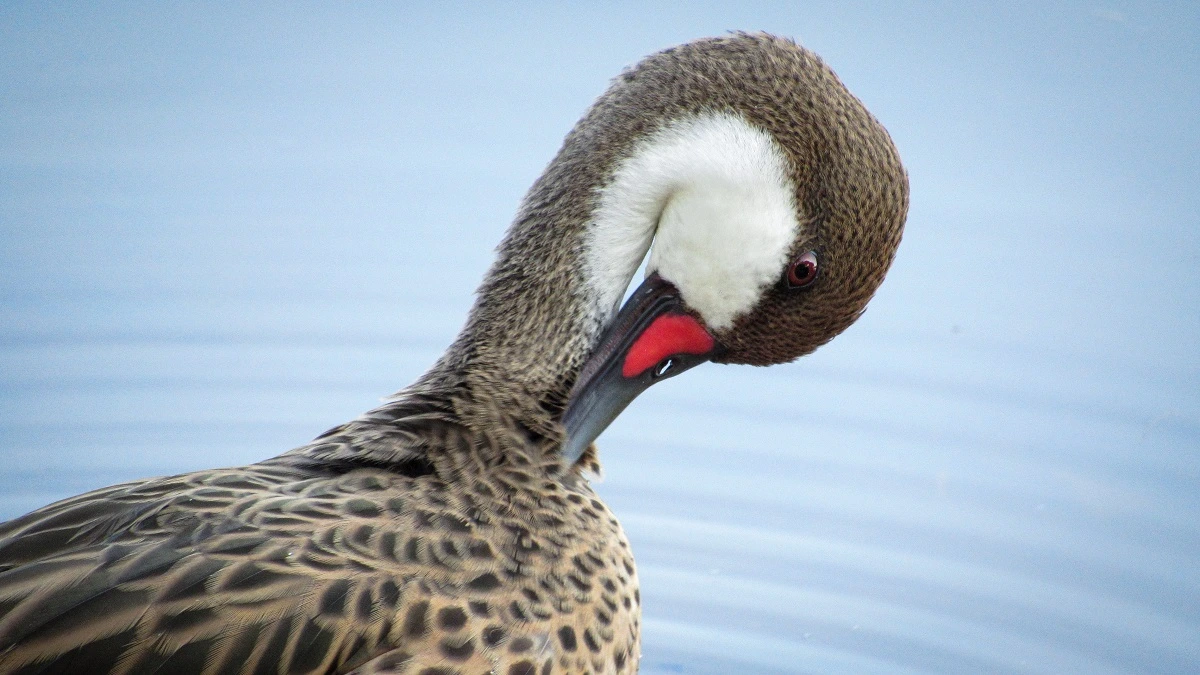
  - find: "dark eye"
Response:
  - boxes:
[786,251,819,289]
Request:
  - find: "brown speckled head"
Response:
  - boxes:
[599,33,909,366]
[555,34,908,461]
[711,38,908,365]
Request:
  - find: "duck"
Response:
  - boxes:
[0,32,907,675]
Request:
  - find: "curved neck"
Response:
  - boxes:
[420,130,642,422]
[422,111,799,427]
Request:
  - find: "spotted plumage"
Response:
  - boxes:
[0,33,907,674]
[0,395,636,675]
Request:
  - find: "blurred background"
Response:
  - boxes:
[1,2,1197,673]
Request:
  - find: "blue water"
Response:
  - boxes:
[2,3,1198,673]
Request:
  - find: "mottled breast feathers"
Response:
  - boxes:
[0,394,640,674]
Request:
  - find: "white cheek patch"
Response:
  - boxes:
[584,112,800,332]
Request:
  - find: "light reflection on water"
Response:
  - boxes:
[597,319,1196,673]
[603,343,1198,673]
[2,4,1198,673]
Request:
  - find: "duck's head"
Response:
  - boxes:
[561,34,909,463]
